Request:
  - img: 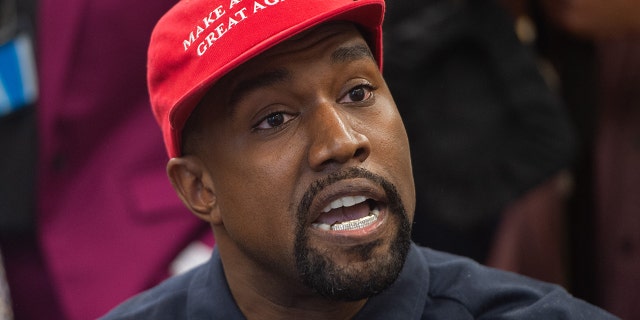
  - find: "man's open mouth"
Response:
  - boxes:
[311,195,381,231]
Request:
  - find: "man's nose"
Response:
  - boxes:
[307,103,371,171]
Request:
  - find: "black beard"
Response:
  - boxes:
[294,167,412,301]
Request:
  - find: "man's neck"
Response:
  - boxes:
[217,239,368,319]
[233,285,367,320]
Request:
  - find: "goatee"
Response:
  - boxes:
[294,167,412,301]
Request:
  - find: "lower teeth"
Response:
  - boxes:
[322,209,379,231]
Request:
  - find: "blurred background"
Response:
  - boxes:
[1,0,213,319]
[384,1,640,319]
[0,0,638,319]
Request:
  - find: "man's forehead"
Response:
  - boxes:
[225,22,369,78]
[284,21,364,44]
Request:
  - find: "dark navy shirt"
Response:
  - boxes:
[102,243,617,319]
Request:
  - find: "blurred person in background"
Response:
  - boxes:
[383,0,575,289]
[0,0,214,319]
[498,0,640,318]
[384,1,640,318]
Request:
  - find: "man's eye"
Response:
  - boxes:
[339,84,376,103]
[254,112,296,130]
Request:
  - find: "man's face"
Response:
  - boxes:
[191,23,415,300]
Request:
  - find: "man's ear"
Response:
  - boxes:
[167,156,222,225]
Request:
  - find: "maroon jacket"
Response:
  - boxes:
[594,38,640,320]
[29,0,212,318]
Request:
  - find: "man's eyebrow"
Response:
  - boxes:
[330,44,374,64]
[227,68,291,112]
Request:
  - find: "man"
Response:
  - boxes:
[103,0,617,318]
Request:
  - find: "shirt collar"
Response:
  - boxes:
[188,243,429,319]
[354,243,430,319]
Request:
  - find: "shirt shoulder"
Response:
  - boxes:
[99,266,197,320]
[417,247,619,319]
[100,249,245,320]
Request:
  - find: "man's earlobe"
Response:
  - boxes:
[167,156,221,224]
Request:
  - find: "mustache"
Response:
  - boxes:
[296,167,402,222]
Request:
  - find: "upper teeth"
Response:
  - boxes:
[322,195,367,213]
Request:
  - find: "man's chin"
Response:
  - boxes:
[295,223,411,301]
[293,167,413,300]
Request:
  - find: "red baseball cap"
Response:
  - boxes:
[147,0,385,158]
